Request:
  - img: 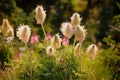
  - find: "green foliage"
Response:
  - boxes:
[102,48,120,80]
[113,15,120,27]
[16,41,114,80]
[0,0,16,20]
[0,39,118,80]
[71,0,87,12]
[0,0,35,28]
[81,50,110,80]
[0,43,13,70]
[103,36,120,80]
[116,2,120,9]
[17,43,81,80]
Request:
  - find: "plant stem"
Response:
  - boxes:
[79,56,82,80]
[41,23,47,39]
[9,40,16,80]
[70,74,72,80]
[52,56,54,80]
[79,49,82,80]
[25,43,32,80]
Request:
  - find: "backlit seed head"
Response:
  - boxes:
[35,5,46,24]
[46,46,55,56]
[1,19,14,38]
[60,22,74,38]
[74,43,82,56]
[16,24,31,43]
[70,13,82,27]
[74,25,86,43]
[86,44,98,59]
[51,33,62,49]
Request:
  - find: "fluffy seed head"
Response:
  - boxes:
[74,43,82,56]
[1,19,10,33]
[74,25,86,43]
[1,19,14,38]
[70,13,82,27]
[51,33,62,49]
[60,22,74,38]
[16,24,31,43]
[86,44,98,59]
[46,46,55,56]
[35,5,46,24]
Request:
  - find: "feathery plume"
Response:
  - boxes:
[74,43,82,56]
[16,24,31,43]
[74,25,86,43]
[60,22,74,38]
[35,5,46,24]
[35,5,47,38]
[1,19,10,33]
[17,25,32,80]
[51,33,62,49]
[1,19,14,38]
[46,46,55,56]
[70,13,82,27]
[86,44,98,59]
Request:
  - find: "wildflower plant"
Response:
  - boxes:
[0,19,15,79]
[16,24,31,43]
[35,5,47,38]
[16,24,32,80]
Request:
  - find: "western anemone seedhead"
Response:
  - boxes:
[86,44,98,59]
[60,22,74,39]
[16,24,31,43]
[51,33,62,49]
[74,25,86,43]
[46,46,55,56]
[74,43,82,56]
[70,13,82,27]
[35,5,46,24]
[1,19,14,38]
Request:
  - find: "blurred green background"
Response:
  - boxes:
[0,0,120,43]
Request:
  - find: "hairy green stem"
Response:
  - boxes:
[41,23,47,39]
[79,48,82,80]
[25,43,32,80]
